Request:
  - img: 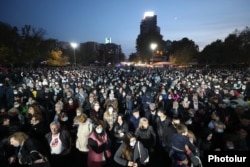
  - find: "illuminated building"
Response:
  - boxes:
[140,11,160,34]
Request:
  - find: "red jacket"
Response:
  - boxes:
[87,131,111,167]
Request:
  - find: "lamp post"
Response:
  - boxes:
[150,43,157,64]
[70,42,78,66]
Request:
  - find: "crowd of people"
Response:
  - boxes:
[0,65,250,167]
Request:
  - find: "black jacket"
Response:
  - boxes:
[135,125,157,150]
[45,129,72,156]
[16,138,48,165]
[114,141,149,166]
[113,121,129,143]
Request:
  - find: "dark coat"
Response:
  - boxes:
[164,124,177,152]
[129,115,140,132]
[113,121,129,144]
[114,141,149,166]
[135,125,157,150]
[45,129,72,156]
[16,138,48,165]
[171,133,196,153]
[28,122,50,141]
[89,108,104,123]
[156,116,171,146]
[0,85,6,108]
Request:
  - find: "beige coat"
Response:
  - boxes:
[75,119,93,152]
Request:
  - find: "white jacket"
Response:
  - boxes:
[76,119,93,152]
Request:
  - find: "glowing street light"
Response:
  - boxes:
[70,42,78,66]
[150,43,157,63]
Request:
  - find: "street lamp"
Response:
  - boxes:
[70,42,78,66]
[150,43,157,64]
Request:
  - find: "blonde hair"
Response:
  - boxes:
[121,132,136,160]
[176,123,188,134]
[9,132,29,144]
[188,130,196,142]
[55,101,64,109]
[138,117,149,128]
[76,113,88,123]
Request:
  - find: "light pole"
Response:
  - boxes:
[150,43,157,64]
[70,42,78,66]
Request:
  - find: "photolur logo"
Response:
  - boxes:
[208,155,247,163]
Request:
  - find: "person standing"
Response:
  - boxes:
[129,109,141,132]
[155,108,171,166]
[89,101,104,123]
[113,114,129,150]
[114,131,149,167]
[103,105,118,132]
[75,113,93,167]
[135,117,156,166]
[45,121,72,167]
[27,113,49,146]
[88,120,112,167]
[104,92,118,112]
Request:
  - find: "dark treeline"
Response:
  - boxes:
[133,26,250,65]
[1,21,250,67]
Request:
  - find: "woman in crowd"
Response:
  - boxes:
[72,107,84,127]
[90,101,104,123]
[25,104,44,130]
[52,101,71,130]
[104,92,119,112]
[75,113,93,167]
[7,107,25,133]
[171,89,181,102]
[155,93,167,110]
[71,107,85,142]
[114,131,149,167]
[9,131,50,167]
[88,120,112,167]
[1,65,250,167]
[103,105,118,135]
[27,113,49,143]
[135,117,156,164]
[113,113,129,150]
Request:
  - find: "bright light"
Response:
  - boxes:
[144,11,154,19]
[70,42,78,65]
[121,61,134,66]
[70,42,78,49]
[150,43,157,50]
[150,43,157,64]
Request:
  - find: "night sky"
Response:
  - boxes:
[1,0,250,56]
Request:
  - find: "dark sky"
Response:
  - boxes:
[1,0,250,56]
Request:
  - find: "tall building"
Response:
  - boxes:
[105,37,112,44]
[99,43,122,64]
[140,11,160,34]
